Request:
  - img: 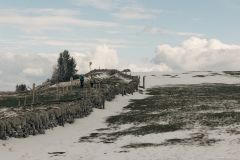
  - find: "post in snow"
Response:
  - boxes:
[24,96,26,106]
[143,76,146,89]
[138,75,140,86]
[56,82,59,100]
[32,83,35,104]
[70,77,73,91]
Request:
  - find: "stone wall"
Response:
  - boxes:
[0,76,139,140]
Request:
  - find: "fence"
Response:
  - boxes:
[0,69,143,140]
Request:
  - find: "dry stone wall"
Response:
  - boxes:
[0,73,139,140]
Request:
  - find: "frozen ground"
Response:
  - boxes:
[1,71,240,160]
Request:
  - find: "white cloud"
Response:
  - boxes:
[0,52,55,91]
[0,70,3,75]
[122,62,172,72]
[112,5,158,20]
[0,44,172,91]
[152,37,240,71]
[80,44,171,72]
[22,68,44,76]
[95,38,127,44]
[74,0,173,21]
[142,26,165,34]
[141,26,205,37]
[176,32,205,37]
[74,0,119,10]
[0,8,117,32]
[112,12,155,20]
[79,44,120,72]
[23,8,80,16]
[105,30,121,34]
[0,36,129,54]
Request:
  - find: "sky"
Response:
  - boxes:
[0,0,240,91]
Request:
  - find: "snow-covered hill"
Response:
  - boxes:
[1,71,240,160]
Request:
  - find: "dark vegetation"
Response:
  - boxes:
[0,71,124,108]
[51,50,78,84]
[0,85,82,108]
[80,83,240,148]
[223,71,240,76]
[15,84,27,92]
[192,75,206,77]
[122,136,221,148]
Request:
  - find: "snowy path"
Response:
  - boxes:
[0,93,148,160]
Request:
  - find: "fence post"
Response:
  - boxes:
[32,83,35,104]
[102,96,105,109]
[56,82,59,100]
[138,75,140,86]
[122,82,124,96]
[24,96,26,106]
[70,77,73,91]
[143,76,146,89]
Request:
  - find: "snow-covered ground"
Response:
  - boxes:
[1,71,240,160]
[50,72,131,88]
[132,71,240,88]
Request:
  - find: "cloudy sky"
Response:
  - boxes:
[1,0,240,91]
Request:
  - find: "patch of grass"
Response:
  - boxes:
[106,111,171,125]
[96,128,111,131]
[223,71,240,76]
[195,105,222,111]
[226,128,240,135]
[159,137,221,146]
[210,72,222,76]
[109,123,184,137]
[122,136,221,148]
[122,143,158,148]
[199,112,240,127]
[80,83,240,147]
[79,132,107,142]
[193,75,206,77]
[80,123,184,143]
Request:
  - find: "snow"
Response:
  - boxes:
[50,72,134,88]
[131,71,240,89]
[1,71,240,160]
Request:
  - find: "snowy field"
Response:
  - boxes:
[1,71,240,160]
